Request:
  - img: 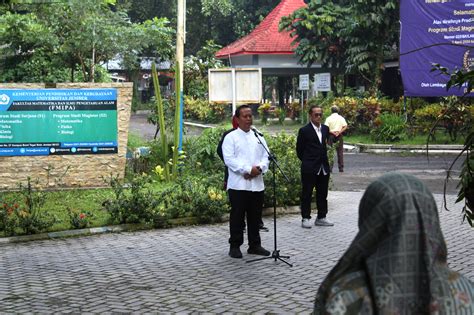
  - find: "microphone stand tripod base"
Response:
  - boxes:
[247,249,293,267]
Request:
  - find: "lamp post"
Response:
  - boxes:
[176,0,185,151]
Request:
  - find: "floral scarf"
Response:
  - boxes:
[314,172,473,314]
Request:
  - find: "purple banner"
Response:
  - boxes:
[400,0,473,97]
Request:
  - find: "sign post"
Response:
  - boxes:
[299,74,309,124]
[314,73,331,94]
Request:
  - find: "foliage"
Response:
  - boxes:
[258,103,272,124]
[0,1,173,83]
[185,96,226,123]
[68,209,93,229]
[102,174,158,224]
[152,61,170,181]
[371,113,407,143]
[127,132,148,152]
[329,96,381,134]
[263,132,302,207]
[185,126,227,172]
[147,96,176,136]
[281,0,399,91]
[454,135,474,226]
[414,104,444,133]
[273,107,286,125]
[158,175,229,223]
[184,40,223,98]
[288,101,301,120]
[431,65,473,227]
[379,97,403,115]
[0,200,19,236]
[280,2,348,70]
[172,61,183,181]
[13,178,56,235]
[414,98,472,141]
[432,63,473,95]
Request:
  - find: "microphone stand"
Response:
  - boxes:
[247,129,293,267]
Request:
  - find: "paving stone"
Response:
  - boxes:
[0,192,471,313]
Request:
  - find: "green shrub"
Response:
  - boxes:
[185,96,226,123]
[371,113,407,143]
[258,103,271,124]
[68,208,93,229]
[185,126,228,172]
[379,97,402,114]
[19,178,56,234]
[0,200,19,236]
[264,132,302,207]
[273,107,286,125]
[288,101,301,120]
[102,174,158,224]
[413,103,444,133]
[158,175,229,223]
[331,96,360,134]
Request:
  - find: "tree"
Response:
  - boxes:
[280,0,399,93]
[0,10,69,82]
[432,65,473,227]
[121,0,279,55]
[0,0,174,83]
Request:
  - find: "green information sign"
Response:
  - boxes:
[0,89,118,156]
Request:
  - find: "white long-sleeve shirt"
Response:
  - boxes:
[222,127,270,192]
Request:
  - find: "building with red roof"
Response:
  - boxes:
[215,0,321,76]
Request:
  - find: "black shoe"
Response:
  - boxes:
[259,225,269,232]
[247,246,271,256]
[229,247,243,259]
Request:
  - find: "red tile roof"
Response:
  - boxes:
[215,0,307,58]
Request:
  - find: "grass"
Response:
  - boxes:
[128,131,149,150]
[1,188,114,237]
[345,131,466,145]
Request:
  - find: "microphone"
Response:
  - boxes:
[251,126,264,137]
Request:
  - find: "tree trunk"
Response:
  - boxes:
[371,53,384,96]
[277,76,285,107]
[271,82,277,107]
[90,44,95,82]
[78,55,88,82]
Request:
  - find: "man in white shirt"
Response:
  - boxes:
[222,105,271,259]
[324,105,347,172]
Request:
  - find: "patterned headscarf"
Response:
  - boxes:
[314,172,473,314]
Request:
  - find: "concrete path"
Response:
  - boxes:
[0,192,471,313]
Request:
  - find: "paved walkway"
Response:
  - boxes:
[0,192,472,313]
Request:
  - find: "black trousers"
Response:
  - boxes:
[300,171,329,220]
[228,189,264,248]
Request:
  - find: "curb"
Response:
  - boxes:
[0,224,147,246]
[0,206,301,245]
[345,143,463,155]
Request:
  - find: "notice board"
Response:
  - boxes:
[208,68,262,104]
